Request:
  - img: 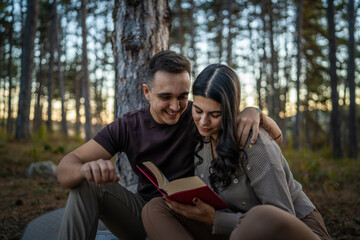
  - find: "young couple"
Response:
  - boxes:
[55,51,329,239]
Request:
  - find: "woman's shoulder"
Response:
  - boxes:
[241,128,284,181]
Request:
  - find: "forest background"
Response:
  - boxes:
[0,0,359,239]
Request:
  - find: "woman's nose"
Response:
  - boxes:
[200,115,209,125]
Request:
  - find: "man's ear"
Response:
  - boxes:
[142,84,151,101]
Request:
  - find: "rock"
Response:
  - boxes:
[26,161,57,178]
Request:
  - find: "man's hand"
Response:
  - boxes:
[81,159,120,186]
[236,107,261,149]
[164,197,215,226]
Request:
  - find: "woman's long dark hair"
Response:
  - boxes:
[193,64,246,193]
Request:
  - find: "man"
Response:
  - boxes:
[56,50,282,240]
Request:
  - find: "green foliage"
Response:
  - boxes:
[283,146,360,192]
[0,131,83,178]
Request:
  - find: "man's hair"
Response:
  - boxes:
[146,50,191,87]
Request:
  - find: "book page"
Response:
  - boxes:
[163,176,206,195]
[142,161,169,188]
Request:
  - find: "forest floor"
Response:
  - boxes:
[0,131,359,240]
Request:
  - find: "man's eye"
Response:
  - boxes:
[160,96,170,100]
[178,95,188,100]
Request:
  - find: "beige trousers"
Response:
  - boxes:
[142,197,330,240]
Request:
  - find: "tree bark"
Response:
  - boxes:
[189,0,198,79]
[293,0,302,149]
[226,0,233,67]
[80,0,92,141]
[7,0,14,135]
[55,0,68,136]
[326,0,343,158]
[177,0,184,55]
[33,46,45,132]
[46,0,56,132]
[15,0,39,139]
[113,0,171,189]
[347,0,357,158]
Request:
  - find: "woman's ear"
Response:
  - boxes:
[142,84,151,101]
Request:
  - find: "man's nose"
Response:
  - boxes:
[169,99,180,112]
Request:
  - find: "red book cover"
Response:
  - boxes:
[137,161,228,210]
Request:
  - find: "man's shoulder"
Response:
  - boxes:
[120,106,149,120]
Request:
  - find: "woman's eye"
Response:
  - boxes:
[210,113,221,118]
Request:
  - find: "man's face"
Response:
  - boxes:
[143,71,190,125]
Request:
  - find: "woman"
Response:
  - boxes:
[141,64,330,240]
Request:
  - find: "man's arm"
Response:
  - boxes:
[259,110,283,145]
[55,139,119,189]
[237,107,282,149]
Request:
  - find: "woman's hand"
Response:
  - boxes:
[165,197,216,226]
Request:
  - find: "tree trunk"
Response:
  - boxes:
[177,0,184,55]
[282,32,290,146]
[268,0,279,122]
[74,33,81,135]
[226,0,233,67]
[47,0,56,132]
[217,2,224,62]
[15,0,39,139]
[347,0,357,158]
[326,0,343,158]
[189,0,198,79]
[33,46,45,132]
[294,0,302,150]
[261,0,270,115]
[75,64,81,135]
[80,0,92,141]
[0,35,4,127]
[55,0,68,136]
[7,0,14,135]
[113,0,171,189]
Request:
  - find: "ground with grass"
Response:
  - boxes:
[0,133,359,239]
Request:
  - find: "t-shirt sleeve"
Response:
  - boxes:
[242,130,296,215]
[93,118,128,156]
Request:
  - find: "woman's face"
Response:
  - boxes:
[192,95,222,140]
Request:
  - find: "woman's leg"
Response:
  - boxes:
[301,209,331,240]
[142,197,195,240]
[230,205,320,240]
[142,197,227,240]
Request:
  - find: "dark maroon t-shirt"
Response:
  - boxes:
[93,102,197,201]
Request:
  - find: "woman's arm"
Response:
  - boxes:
[242,132,297,215]
[164,196,243,235]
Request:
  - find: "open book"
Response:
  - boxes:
[137,161,228,210]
